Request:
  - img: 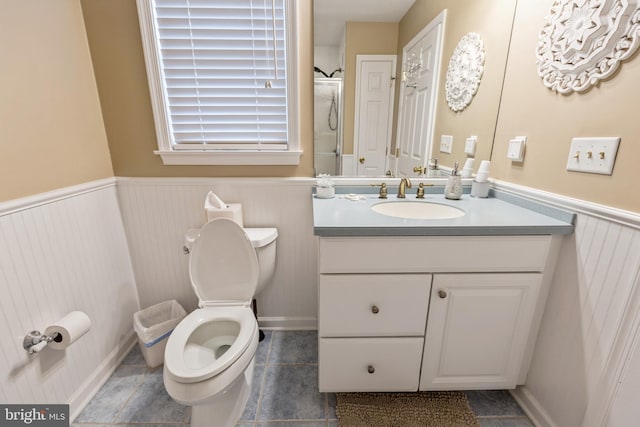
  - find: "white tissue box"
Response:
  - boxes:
[206,203,244,226]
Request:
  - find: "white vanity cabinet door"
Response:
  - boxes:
[319,337,424,392]
[319,274,431,337]
[419,273,542,390]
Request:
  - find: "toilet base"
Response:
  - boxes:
[189,360,254,427]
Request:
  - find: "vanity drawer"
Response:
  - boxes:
[319,274,431,337]
[319,337,423,392]
[319,235,553,273]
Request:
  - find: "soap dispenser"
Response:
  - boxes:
[444,162,463,200]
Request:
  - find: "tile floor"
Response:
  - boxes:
[72,330,534,427]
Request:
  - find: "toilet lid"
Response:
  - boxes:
[189,218,258,303]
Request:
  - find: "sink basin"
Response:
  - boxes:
[371,201,465,220]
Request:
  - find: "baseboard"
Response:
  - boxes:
[510,386,557,427]
[258,316,318,330]
[69,331,137,422]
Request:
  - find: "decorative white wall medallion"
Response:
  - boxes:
[537,0,640,94]
[445,32,485,112]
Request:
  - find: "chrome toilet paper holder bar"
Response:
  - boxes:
[23,330,60,354]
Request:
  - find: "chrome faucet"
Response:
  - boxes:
[397,177,412,198]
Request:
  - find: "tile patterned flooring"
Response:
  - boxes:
[73,331,534,427]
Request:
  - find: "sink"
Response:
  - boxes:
[371,201,465,220]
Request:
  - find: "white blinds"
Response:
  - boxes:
[153,0,289,150]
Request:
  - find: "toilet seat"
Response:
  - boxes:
[165,218,260,384]
[164,306,257,384]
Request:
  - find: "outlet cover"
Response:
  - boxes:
[440,135,453,154]
[566,137,620,175]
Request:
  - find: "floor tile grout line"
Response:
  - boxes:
[253,329,275,423]
[108,367,150,424]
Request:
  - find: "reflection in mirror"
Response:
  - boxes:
[313,0,518,178]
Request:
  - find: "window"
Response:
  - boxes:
[137,0,301,165]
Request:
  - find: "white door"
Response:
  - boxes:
[396,11,445,177]
[419,273,542,390]
[354,55,396,176]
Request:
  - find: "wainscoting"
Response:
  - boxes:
[0,179,139,420]
[492,181,640,427]
[2,176,640,427]
[116,177,319,330]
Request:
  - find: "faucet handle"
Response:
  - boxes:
[416,182,434,199]
[370,183,388,199]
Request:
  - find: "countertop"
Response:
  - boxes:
[312,191,575,237]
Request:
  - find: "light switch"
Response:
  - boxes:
[507,136,526,162]
[440,135,453,154]
[566,137,620,175]
[464,136,478,156]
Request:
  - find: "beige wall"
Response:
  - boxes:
[395,0,516,166]
[80,0,315,178]
[0,0,113,202]
[342,22,399,155]
[492,0,640,213]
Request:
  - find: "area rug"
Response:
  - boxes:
[336,391,480,427]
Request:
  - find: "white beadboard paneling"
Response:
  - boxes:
[116,178,319,324]
[0,182,139,419]
[494,180,640,427]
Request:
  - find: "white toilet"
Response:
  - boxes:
[164,218,277,427]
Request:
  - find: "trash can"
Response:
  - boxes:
[133,299,186,368]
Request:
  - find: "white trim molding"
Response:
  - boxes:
[0,177,116,217]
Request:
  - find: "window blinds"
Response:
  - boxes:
[154,0,288,150]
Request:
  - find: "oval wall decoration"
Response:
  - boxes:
[536,0,640,94]
[446,32,485,112]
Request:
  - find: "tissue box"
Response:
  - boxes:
[206,203,244,226]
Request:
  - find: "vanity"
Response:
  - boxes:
[312,186,575,392]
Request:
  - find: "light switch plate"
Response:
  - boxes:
[566,137,620,175]
[507,136,526,162]
[440,135,453,154]
[464,136,477,156]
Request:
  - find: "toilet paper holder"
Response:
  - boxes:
[23,330,60,354]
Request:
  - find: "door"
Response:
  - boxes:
[419,273,542,390]
[396,11,445,177]
[354,55,396,176]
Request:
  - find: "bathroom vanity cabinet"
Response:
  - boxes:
[317,235,558,392]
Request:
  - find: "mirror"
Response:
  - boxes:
[313,0,518,177]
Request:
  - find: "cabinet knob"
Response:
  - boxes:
[438,290,447,299]
[371,305,379,314]
[367,365,375,374]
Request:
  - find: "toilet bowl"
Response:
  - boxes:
[165,218,273,427]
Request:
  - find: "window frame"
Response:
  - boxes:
[136,0,301,165]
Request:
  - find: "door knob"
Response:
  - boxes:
[367,365,375,374]
[438,290,447,299]
[371,305,379,314]
[359,157,365,164]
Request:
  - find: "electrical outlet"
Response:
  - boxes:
[440,135,453,154]
[566,137,620,175]
[464,136,478,156]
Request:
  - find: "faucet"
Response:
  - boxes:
[397,177,412,198]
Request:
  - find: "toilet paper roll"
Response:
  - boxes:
[44,311,91,350]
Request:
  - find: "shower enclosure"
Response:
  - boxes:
[314,78,343,176]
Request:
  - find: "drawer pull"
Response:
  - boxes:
[367,365,375,374]
[438,290,447,299]
[371,305,380,314]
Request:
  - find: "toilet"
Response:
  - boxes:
[164,218,277,427]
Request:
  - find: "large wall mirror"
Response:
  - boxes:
[313,0,518,177]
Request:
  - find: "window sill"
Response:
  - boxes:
[154,150,303,166]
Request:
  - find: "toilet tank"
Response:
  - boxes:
[244,228,278,295]
[184,227,278,296]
